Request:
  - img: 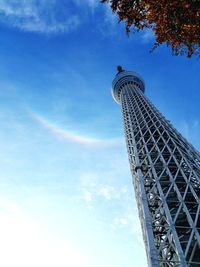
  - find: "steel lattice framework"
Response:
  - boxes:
[112,68,200,267]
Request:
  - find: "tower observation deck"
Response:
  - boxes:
[112,67,200,267]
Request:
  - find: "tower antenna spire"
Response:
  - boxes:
[117,65,124,73]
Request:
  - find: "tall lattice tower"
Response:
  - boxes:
[112,67,200,267]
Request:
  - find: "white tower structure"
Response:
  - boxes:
[112,67,200,267]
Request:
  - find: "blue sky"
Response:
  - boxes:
[0,1,199,267]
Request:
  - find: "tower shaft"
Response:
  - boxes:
[112,70,200,267]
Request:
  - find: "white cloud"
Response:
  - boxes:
[84,191,93,202]
[98,185,120,200]
[0,0,80,33]
[113,217,129,227]
[79,175,144,247]
[81,181,130,203]
[97,185,131,201]
[110,208,144,243]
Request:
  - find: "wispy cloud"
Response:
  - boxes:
[0,0,156,42]
[0,0,122,36]
[140,29,155,43]
[80,178,144,244]
[81,182,129,204]
[178,119,200,151]
[0,0,80,33]
[74,0,99,9]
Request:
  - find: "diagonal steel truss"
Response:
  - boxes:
[112,70,200,267]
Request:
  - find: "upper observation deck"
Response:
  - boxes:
[112,67,145,104]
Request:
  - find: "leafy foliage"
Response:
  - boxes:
[101,0,200,57]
